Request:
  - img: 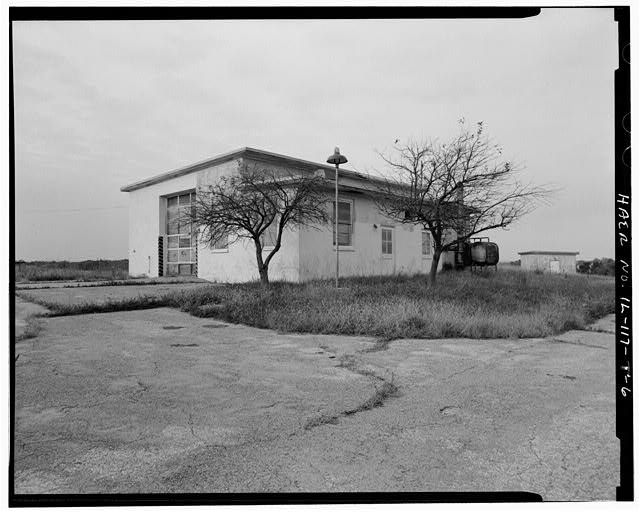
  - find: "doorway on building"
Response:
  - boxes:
[166,192,197,276]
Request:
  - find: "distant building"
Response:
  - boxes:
[121,147,462,282]
[518,251,579,274]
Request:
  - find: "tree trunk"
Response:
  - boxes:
[253,239,269,285]
[258,265,269,285]
[429,248,442,285]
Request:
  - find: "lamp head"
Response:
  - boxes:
[327,147,348,165]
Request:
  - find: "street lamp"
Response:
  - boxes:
[327,147,348,288]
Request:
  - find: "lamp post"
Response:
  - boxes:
[327,147,348,288]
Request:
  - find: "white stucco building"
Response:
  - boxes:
[518,251,579,274]
[121,147,456,283]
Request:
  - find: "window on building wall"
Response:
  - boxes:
[381,227,393,256]
[422,231,432,256]
[260,221,278,248]
[332,200,353,247]
[166,191,197,276]
[211,234,229,251]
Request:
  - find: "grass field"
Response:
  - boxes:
[173,270,614,339]
[28,269,615,340]
[15,260,129,282]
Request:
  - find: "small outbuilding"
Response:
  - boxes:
[518,251,579,274]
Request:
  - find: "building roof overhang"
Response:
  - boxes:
[120,147,388,193]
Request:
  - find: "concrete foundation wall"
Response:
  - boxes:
[521,253,577,274]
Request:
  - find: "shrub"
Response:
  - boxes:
[577,258,615,276]
[15,260,129,282]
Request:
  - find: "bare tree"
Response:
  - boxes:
[191,162,330,284]
[374,121,552,284]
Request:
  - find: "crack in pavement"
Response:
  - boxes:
[506,339,543,353]
[544,338,607,350]
[443,363,482,381]
[187,412,204,443]
[546,373,577,381]
[303,350,400,431]
[361,337,396,353]
[582,328,615,334]
[528,436,543,466]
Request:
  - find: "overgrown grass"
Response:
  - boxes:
[15,260,129,283]
[29,296,173,317]
[23,269,615,340]
[16,278,202,290]
[15,316,42,342]
[170,270,615,339]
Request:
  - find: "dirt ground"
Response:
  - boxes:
[13,290,618,500]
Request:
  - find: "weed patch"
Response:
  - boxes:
[168,270,614,339]
[27,295,176,317]
[344,381,399,414]
[15,316,42,342]
[303,379,399,430]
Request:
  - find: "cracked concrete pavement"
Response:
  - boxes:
[13,300,618,499]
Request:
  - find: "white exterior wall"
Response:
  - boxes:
[126,155,456,282]
[195,230,300,283]
[127,173,197,277]
[195,159,300,283]
[520,253,577,274]
[299,192,446,280]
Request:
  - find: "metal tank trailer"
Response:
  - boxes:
[453,237,500,271]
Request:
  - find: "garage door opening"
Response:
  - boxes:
[165,192,197,276]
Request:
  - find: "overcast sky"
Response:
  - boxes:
[13,8,618,262]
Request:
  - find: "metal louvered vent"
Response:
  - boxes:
[158,236,164,276]
[193,243,198,276]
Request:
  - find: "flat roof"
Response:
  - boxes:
[518,251,580,256]
[120,146,389,193]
